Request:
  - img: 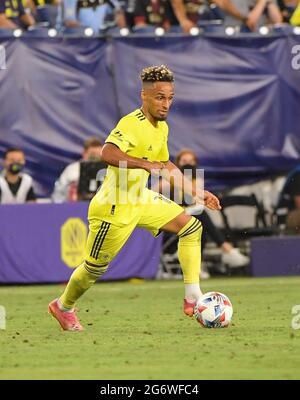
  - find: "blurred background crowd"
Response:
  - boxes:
[0,0,300,33]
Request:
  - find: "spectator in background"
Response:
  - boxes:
[171,0,209,28]
[275,165,300,230]
[119,0,135,27]
[0,0,35,28]
[170,0,264,32]
[286,202,300,234]
[133,0,173,30]
[23,0,60,27]
[276,165,300,233]
[52,137,102,203]
[223,0,282,30]
[176,149,249,268]
[132,0,253,32]
[277,0,298,22]
[0,148,36,204]
[63,0,127,32]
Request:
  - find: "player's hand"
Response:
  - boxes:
[143,161,166,175]
[191,191,221,211]
[203,190,222,211]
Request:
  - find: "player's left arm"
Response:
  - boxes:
[161,160,221,211]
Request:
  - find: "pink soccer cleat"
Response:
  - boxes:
[48,299,84,331]
[183,299,196,317]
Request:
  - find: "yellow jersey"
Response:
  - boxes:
[92,109,169,224]
[291,3,300,26]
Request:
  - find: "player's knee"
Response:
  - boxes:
[71,261,108,288]
[178,217,202,243]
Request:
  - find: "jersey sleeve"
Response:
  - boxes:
[107,0,121,10]
[105,117,137,154]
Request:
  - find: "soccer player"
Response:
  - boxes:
[48,65,221,331]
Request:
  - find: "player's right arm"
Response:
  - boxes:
[101,143,164,172]
[102,118,165,172]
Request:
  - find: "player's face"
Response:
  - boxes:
[142,82,174,121]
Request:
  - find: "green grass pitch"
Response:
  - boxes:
[0,277,300,380]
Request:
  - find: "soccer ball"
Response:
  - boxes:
[194,292,233,328]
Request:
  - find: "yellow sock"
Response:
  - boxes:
[291,3,300,25]
[59,261,108,309]
[177,217,202,284]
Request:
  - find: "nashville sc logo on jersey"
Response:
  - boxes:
[61,218,88,268]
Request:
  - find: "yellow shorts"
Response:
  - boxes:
[85,189,184,267]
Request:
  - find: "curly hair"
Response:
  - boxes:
[140,65,174,83]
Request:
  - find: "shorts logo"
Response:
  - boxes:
[61,218,88,268]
